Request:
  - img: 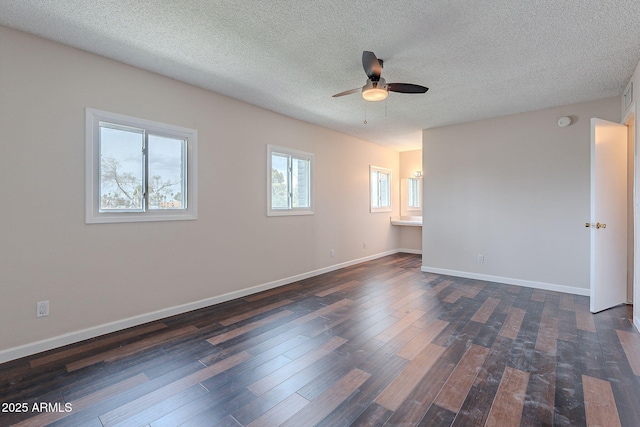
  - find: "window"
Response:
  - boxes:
[267,144,314,216]
[407,177,421,210]
[370,165,392,212]
[86,108,197,223]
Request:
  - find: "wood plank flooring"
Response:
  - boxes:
[1,253,640,426]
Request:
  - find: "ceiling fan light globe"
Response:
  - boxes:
[362,87,389,101]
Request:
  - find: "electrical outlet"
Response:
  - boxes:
[330,249,335,257]
[477,254,485,263]
[37,301,49,318]
[363,242,367,249]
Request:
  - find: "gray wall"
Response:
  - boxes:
[422,97,620,293]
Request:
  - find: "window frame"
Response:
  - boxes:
[85,108,198,224]
[267,144,314,216]
[370,165,392,213]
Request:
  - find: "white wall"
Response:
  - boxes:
[422,97,620,294]
[0,26,401,361]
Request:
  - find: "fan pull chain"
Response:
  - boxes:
[364,105,367,125]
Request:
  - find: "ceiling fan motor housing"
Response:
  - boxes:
[363,77,387,91]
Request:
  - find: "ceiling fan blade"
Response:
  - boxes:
[332,88,361,97]
[362,51,382,80]
[387,83,429,94]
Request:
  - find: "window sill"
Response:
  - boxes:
[86,211,197,224]
[267,209,314,217]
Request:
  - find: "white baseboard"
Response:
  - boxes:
[420,266,590,296]
[397,248,422,255]
[0,249,409,364]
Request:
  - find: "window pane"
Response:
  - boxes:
[380,172,390,207]
[371,171,379,208]
[99,125,144,211]
[408,178,420,208]
[292,157,310,208]
[271,153,289,209]
[148,134,186,210]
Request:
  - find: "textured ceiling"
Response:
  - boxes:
[2,1,640,151]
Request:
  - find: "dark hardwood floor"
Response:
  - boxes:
[2,253,640,426]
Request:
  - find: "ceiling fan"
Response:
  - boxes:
[333,51,429,101]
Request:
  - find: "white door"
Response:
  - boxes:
[590,118,628,313]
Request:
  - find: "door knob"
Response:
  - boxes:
[585,222,607,229]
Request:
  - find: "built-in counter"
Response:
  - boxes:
[390,216,422,226]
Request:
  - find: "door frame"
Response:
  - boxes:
[625,103,640,330]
